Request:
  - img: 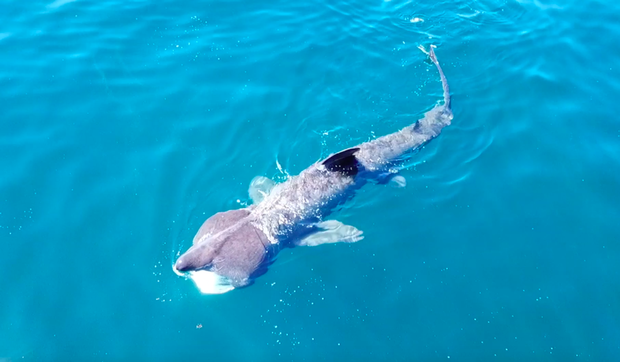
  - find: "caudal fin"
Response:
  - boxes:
[428,46,451,109]
[419,45,451,110]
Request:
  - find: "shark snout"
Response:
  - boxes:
[173,242,216,274]
[174,256,193,273]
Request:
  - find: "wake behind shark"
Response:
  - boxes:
[174,46,453,294]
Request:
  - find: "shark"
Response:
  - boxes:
[173,45,452,294]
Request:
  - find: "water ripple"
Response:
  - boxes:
[2,0,620,359]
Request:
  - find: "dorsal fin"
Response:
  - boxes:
[322,147,360,176]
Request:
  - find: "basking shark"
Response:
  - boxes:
[174,46,452,294]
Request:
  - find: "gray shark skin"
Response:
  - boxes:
[174,46,453,294]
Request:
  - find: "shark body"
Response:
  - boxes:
[174,46,453,294]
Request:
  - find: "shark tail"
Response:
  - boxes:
[418,44,451,111]
[351,46,453,169]
[428,45,451,110]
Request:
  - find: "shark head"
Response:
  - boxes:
[173,240,217,273]
[174,208,270,293]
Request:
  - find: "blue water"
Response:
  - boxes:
[1,0,620,360]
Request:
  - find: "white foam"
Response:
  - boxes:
[189,270,235,294]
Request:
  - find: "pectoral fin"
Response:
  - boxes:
[377,172,407,188]
[249,176,276,204]
[389,175,406,188]
[296,220,363,247]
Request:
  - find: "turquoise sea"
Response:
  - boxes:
[1,0,620,360]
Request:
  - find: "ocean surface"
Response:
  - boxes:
[1,0,619,360]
